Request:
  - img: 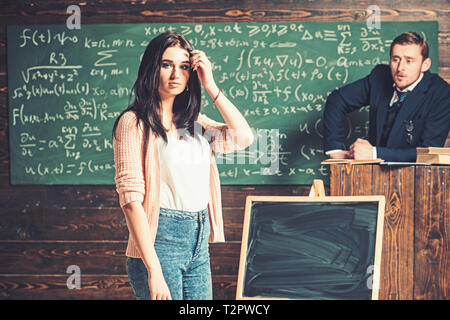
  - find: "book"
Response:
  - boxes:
[380,162,431,166]
[416,147,450,155]
[321,158,383,165]
[416,154,450,165]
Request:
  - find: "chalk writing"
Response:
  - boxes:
[7,22,438,184]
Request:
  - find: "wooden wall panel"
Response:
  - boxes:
[1,0,448,300]
[0,241,241,275]
[0,275,133,300]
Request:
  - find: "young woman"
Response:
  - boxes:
[112,32,253,300]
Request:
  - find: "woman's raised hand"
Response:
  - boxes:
[190,50,216,91]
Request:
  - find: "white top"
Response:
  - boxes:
[157,132,211,212]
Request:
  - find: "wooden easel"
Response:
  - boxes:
[308,179,326,197]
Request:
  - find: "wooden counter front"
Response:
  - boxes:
[329,164,449,300]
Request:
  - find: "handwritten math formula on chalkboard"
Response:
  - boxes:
[7,22,438,184]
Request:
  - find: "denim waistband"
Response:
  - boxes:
[159,207,208,220]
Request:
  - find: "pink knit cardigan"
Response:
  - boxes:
[113,111,244,258]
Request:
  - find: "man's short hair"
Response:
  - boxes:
[390,32,429,60]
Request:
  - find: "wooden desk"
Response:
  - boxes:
[329,164,449,300]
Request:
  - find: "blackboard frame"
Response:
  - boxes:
[236,195,385,300]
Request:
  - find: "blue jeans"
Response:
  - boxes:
[126,207,212,300]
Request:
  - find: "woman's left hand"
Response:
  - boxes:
[190,50,216,91]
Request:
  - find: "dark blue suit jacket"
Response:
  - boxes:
[323,64,450,161]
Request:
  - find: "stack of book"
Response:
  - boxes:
[416,147,450,165]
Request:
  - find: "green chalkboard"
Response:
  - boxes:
[7,21,438,184]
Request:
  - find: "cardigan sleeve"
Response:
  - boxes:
[197,113,253,154]
[113,111,146,208]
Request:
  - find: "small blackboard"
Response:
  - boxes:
[236,196,385,300]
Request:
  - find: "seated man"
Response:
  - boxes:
[323,32,450,162]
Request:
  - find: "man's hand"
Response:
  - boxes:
[349,138,374,160]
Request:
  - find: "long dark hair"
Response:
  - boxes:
[112,32,202,147]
